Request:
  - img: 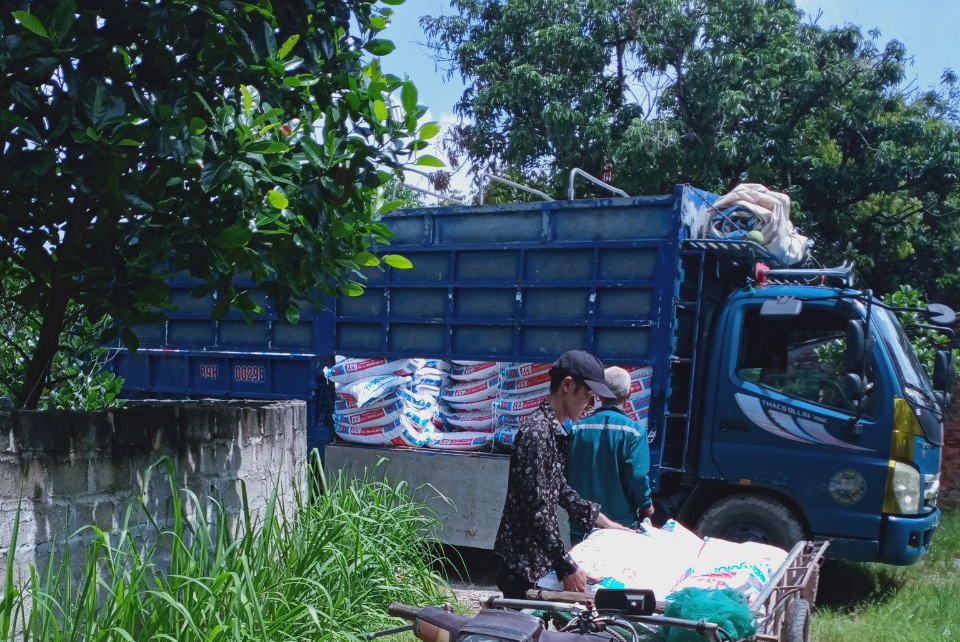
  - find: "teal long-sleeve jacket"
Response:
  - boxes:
[566,404,652,543]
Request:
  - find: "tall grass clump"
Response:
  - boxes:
[813,508,960,642]
[1,456,450,642]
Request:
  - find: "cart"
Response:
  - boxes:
[511,540,829,642]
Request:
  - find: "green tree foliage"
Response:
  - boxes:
[1,0,433,408]
[883,285,959,380]
[0,260,124,410]
[423,0,960,306]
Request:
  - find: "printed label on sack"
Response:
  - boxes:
[333,400,403,427]
[501,362,552,380]
[440,376,500,402]
[449,362,500,381]
[501,371,551,392]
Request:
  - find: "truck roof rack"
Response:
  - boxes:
[478,172,553,204]
[681,238,781,267]
[568,167,628,200]
[754,260,856,288]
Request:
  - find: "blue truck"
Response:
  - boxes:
[111,185,954,564]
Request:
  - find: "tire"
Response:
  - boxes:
[695,494,806,550]
[782,598,811,642]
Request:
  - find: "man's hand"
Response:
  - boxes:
[562,566,600,593]
[594,512,634,531]
[644,505,655,518]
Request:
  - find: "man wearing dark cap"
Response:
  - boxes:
[494,349,632,599]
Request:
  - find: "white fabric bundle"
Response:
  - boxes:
[709,183,809,265]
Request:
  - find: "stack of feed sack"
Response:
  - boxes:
[434,360,499,450]
[620,365,653,441]
[327,357,431,447]
[494,362,552,449]
[398,359,449,433]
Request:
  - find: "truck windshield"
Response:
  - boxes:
[872,306,937,406]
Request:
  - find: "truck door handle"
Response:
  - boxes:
[720,419,750,434]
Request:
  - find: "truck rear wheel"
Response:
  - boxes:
[695,494,805,550]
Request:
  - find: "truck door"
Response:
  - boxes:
[706,300,892,544]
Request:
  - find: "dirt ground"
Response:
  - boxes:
[440,545,501,614]
[449,581,499,614]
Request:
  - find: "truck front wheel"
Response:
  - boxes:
[695,494,805,550]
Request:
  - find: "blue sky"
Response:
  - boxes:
[379,1,960,195]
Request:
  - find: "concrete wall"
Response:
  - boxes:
[0,399,306,586]
[325,442,572,550]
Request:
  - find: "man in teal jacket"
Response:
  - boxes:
[567,366,654,543]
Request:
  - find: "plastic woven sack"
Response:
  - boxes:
[324,358,418,384]
[428,431,492,451]
[449,362,500,381]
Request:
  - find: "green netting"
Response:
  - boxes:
[661,588,757,642]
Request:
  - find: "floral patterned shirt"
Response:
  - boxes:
[494,401,600,584]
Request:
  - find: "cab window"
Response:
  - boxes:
[735,306,877,416]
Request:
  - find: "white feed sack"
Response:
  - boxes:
[428,430,494,451]
[445,411,497,432]
[537,520,788,606]
[329,356,504,451]
[327,357,434,448]
[449,361,500,381]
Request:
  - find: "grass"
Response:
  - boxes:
[1,456,450,642]
[813,508,960,642]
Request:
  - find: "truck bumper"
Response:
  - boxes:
[879,509,941,565]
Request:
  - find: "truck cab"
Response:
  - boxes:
[690,284,942,564]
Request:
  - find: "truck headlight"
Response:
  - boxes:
[884,461,922,515]
[924,472,940,507]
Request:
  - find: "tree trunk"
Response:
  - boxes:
[17,276,71,409]
[17,200,89,410]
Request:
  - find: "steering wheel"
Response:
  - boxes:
[758,372,853,411]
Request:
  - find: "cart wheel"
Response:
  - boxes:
[782,598,811,642]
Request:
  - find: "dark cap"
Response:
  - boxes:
[551,350,615,398]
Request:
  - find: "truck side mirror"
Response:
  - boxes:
[845,320,866,373]
[935,391,952,411]
[843,373,866,401]
[933,350,952,392]
[926,303,957,327]
[760,297,802,319]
